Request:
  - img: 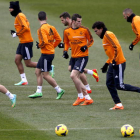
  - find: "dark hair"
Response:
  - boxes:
[72,14,82,21]
[38,11,46,21]
[59,12,71,18]
[92,21,106,29]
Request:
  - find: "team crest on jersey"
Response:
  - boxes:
[80,31,83,35]
[67,32,70,36]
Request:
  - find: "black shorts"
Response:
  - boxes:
[37,54,54,72]
[16,42,33,60]
[71,56,88,73]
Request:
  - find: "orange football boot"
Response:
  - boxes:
[109,104,124,110]
[80,99,94,105]
[73,97,85,106]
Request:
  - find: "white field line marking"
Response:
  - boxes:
[5,85,105,88]
[5,83,140,88]
[0,127,140,131]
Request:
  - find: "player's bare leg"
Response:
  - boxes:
[42,72,65,99]
[70,70,85,94]
[24,59,37,68]
[42,72,57,87]
[69,66,91,93]
[80,73,92,93]
[35,68,43,86]
[70,70,93,106]
[68,65,71,72]
[14,54,28,85]
[79,73,88,85]
[28,68,43,98]
[15,54,24,74]
[0,85,16,107]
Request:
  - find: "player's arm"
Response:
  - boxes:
[85,28,94,48]
[130,21,140,50]
[132,33,140,46]
[63,30,70,51]
[105,33,118,62]
[53,27,62,48]
[105,32,119,69]
[63,30,69,59]
[37,28,48,48]
[80,28,93,52]
[16,15,29,36]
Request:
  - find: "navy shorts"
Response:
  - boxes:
[71,56,88,73]
[37,54,54,72]
[16,42,33,60]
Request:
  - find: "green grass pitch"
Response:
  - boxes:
[0,0,140,139]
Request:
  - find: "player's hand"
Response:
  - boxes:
[36,41,39,49]
[11,30,17,38]
[129,43,134,51]
[80,45,87,52]
[58,43,64,48]
[11,30,16,35]
[101,63,109,73]
[112,60,117,69]
[63,51,69,59]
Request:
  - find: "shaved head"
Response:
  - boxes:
[123,8,135,22]
[123,8,133,14]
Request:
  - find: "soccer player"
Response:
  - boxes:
[92,21,140,110]
[0,85,16,108]
[59,12,99,94]
[9,1,55,86]
[63,14,94,106]
[28,11,65,99]
[123,8,140,51]
[9,1,37,85]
